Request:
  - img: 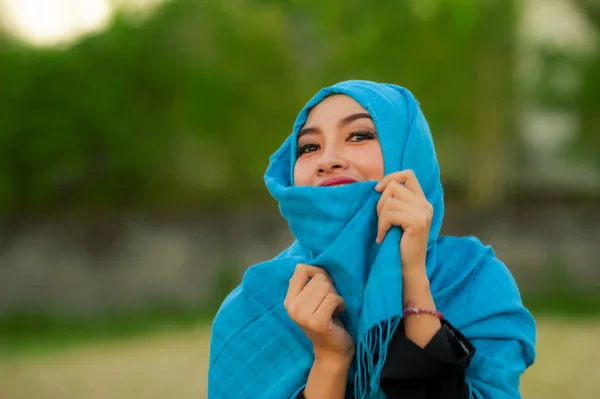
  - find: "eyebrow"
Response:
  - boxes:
[340,112,372,126]
[297,112,373,139]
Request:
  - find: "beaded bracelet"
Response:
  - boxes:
[403,300,444,321]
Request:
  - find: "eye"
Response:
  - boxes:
[297,142,320,156]
[348,130,376,142]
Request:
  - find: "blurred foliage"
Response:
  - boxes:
[0,0,302,212]
[0,0,598,214]
[530,0,600,166]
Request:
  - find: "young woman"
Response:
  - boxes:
[208,80,536,399]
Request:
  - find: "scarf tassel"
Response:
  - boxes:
[353,316,402,398]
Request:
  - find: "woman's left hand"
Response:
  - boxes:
[375,170,433,271]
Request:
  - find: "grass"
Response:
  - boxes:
[0,316,599,399]
[2,291,598,358]
[0,306,218,357]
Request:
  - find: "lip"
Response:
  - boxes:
[316,176,359,187]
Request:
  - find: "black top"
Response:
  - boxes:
[298,320,476,399]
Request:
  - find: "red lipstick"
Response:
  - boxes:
[316,176,359,187]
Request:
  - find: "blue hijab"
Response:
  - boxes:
[208,81,536,398]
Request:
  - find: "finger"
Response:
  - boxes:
[285,267,309,306]
[378,195,419,223]
[376,209,411,244]
[375,171,405,192]
[376,181,423,216]
[286,264,331,303]
[399,170,425,195]
[310,293,345,332]
[375,170,425,196]
[389,181,422,203]
[383,197,422,214]
[381,197,432,234]
[376,185,393,217]
[300,264,333,281]
[376,211,393,244]
[296,276,335,315]
[287,275,335,323]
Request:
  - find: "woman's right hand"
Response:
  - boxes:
[284,264,355,364]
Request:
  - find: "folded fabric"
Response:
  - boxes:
[208,80,536,398]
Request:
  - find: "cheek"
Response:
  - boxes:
[293,159,313,186]
[353,145,384,180]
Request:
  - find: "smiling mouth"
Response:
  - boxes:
[316,176,359,187]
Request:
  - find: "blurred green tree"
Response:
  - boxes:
[290,0,519,206]
[0,0,595,214]
[571,0,600,166]
[527,0,599,169]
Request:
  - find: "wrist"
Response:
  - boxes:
[401,264,427,279]
[305,353,351,399]
[402,268,431,300]
[313,351,353,372]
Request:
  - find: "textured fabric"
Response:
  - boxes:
[208,80,536,399]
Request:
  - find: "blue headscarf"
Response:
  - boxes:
[208,81,536,398]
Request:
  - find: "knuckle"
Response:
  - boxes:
[380,203,390,216]
[311,280,327,291]
[307,318,323,332]
[326,292,339,303]
[295,263,306,273]
[382,209,394,221]
[297,311,311,325]
[286,301,300,317]
[378,211,386,224]
[319,271,333,282]
[377,198,386,212]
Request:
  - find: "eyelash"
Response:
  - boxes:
[297,130,376,156]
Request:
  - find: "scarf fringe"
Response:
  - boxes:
[353,316,401,399]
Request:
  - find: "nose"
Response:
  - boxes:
[316,148,349,174]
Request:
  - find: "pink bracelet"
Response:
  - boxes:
[403,300,444,321]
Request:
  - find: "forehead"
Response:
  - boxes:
[304,94,370,125]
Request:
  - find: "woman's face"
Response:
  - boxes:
[293,95,384,187]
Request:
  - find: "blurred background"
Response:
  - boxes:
[0,0,598,398]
